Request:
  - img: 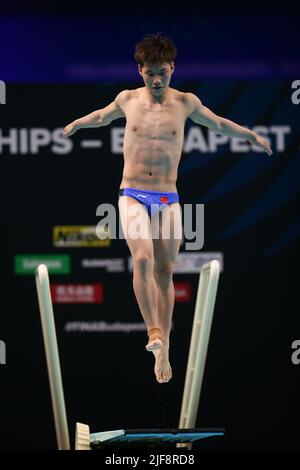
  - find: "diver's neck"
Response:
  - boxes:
[145,86,170,104]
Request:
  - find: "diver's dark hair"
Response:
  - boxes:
[134,33,177,66]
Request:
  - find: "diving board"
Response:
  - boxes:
[75,423,225,450]
[35,260,223,450]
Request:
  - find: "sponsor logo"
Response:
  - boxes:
[15,254,70,274]
[137,194,147,198]
[53,226,110,247]
[159,196,169,203]
[51,284,103,304]
[174,252,224,273]
[174,282,192,302]
[128,252,223,273]
[81,258,125,272]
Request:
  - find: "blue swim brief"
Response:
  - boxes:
[118,187,179,217]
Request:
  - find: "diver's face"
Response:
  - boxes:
[138,62,174,95]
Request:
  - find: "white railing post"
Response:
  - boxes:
[35,264,70,450]
[179,260,220,432]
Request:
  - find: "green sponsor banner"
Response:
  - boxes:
[15,254,70,275]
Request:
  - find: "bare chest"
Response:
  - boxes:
[124,99,186,141]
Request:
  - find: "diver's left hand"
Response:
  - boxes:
[250,133,273,156]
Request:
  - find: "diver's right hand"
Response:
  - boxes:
[63,122,78,138]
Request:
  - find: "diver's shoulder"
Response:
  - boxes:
[115,89,134,104]
[170,88,197,104]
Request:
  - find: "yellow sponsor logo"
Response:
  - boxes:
[53,226,110,247]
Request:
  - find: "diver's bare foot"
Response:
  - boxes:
[145,327,163,352]
[152,345,172,383]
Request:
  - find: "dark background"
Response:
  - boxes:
[0,1,299,452]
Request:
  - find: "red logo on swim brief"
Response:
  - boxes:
[159,196,169,203]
